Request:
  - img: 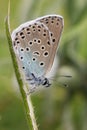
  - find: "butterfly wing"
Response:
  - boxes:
[36,15,64,74]
[11,15,63,78]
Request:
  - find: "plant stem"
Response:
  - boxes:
[5,3,38,130]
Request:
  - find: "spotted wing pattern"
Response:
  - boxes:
[11,15,64,78]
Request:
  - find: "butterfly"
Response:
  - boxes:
[11,14,64,93]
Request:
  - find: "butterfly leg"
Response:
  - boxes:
[27,85,38,94]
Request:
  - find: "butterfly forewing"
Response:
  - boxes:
[36,15,64,74]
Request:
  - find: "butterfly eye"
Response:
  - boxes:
[42,78,48,86]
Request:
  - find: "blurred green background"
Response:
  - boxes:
[0,0,87,130]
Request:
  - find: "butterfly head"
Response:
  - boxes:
[41,77,51,87]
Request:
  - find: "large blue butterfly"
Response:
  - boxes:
[11,14,64,92]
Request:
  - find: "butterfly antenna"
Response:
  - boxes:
[48,74,72,88]
[58,75,72,78]
[48,74,72,81]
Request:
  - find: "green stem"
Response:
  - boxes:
[5,7,38,130]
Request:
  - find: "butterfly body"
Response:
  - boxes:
[11,14,64,92]
[27,73,51,87]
